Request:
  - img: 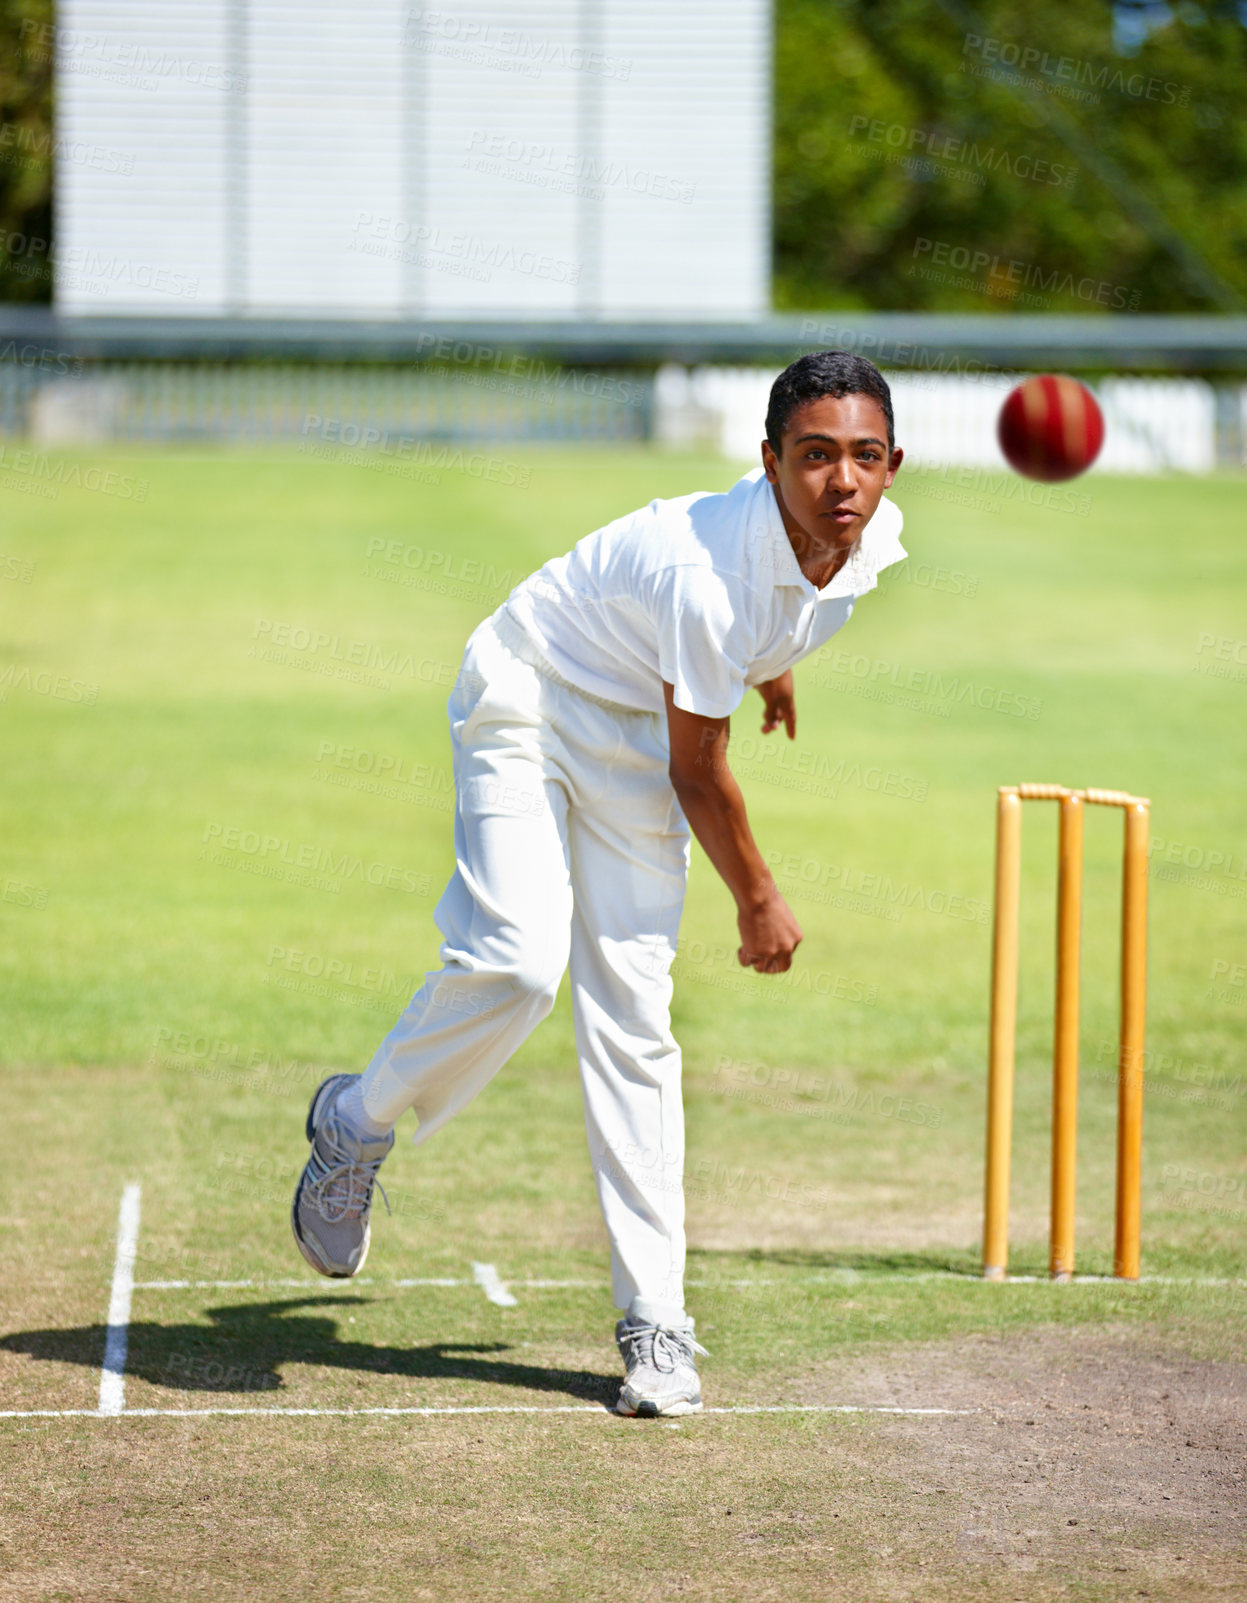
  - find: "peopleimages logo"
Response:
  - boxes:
[298,415,532,487]
[712,1054,944,1128]
[405,9,632,81]
[764,848,989,925]
[0,664,98,704]
[0,123,135,174]
[812,647,1043,722]
[0,340,80,375]
[0,445,148,499]
[351,214,582,285]
[201,823,430,895]
[18,19,248,93]
[465,130,693,203]
[911,238,1141,310]
[847,115,1076,188]
[961,32,1189,106]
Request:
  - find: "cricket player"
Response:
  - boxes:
[292,350,906,1417]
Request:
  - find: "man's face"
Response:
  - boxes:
[760,393,903,556]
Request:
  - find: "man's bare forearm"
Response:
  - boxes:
[671,763,776,913]
[660,680,800,969]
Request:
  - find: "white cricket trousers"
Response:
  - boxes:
[359,605,693,1314]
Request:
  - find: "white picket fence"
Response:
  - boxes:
[0,359,1239,466]
[655,363,1231,473]
[0,362,650,445]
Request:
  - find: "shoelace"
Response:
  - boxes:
[305,1132,391,1225]
[620,1323,709,1374]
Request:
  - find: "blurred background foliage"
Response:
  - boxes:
[0,0,1243,311]
[0,0,52,303]
[774,0,1247,312]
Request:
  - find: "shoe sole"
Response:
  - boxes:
[615,1394,703,1418]
[291,1073,369,1280]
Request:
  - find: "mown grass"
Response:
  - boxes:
[1,448,1244,1601]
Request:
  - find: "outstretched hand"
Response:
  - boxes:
[757,671,796,739]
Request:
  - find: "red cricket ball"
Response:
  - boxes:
[997,375,1105,482]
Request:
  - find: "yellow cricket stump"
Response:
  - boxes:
[982,784,1150,1283]
[1115,800,1150,1279]
[1051,791,1083,1281]
[982,789,1021,1281]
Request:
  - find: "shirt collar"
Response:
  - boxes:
[751,471,907,601]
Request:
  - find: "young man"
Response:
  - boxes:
[292,350,906,1417]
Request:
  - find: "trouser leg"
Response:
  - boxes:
[359,625,573,1139]
[566,716,692,1316]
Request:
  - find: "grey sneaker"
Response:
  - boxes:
[615,1316,708,1417]
[291,1073,393,1278]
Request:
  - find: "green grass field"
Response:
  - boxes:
[2,446,1244,1601]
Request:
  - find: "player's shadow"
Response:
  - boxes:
[0,1297,619,1406]
[688,1246,981,1276]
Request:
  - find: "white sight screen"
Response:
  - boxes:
[53,0,771,319]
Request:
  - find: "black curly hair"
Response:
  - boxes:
[765,350,895,454]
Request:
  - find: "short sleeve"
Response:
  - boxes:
[651,565,753,718]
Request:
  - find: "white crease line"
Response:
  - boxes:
[130,1278,600,1292]
[702,1272,1247,1287]
[965,1274,1247,1286]
[131,1278,464,1291]
[126,1273,1247,1293]
[517,1279,601,1289]
[98,1184,141,1417]
[471,1262,518,1307]
[395,1278,476,1288]
[0,1403,977,1420]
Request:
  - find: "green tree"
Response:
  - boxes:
[774,0,1247,312]
[0,0,52,302]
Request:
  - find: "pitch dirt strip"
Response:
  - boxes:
[43,1185,1239,1441]
[97,1182,141,1417]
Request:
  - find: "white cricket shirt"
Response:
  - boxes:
[501,466,907,718]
